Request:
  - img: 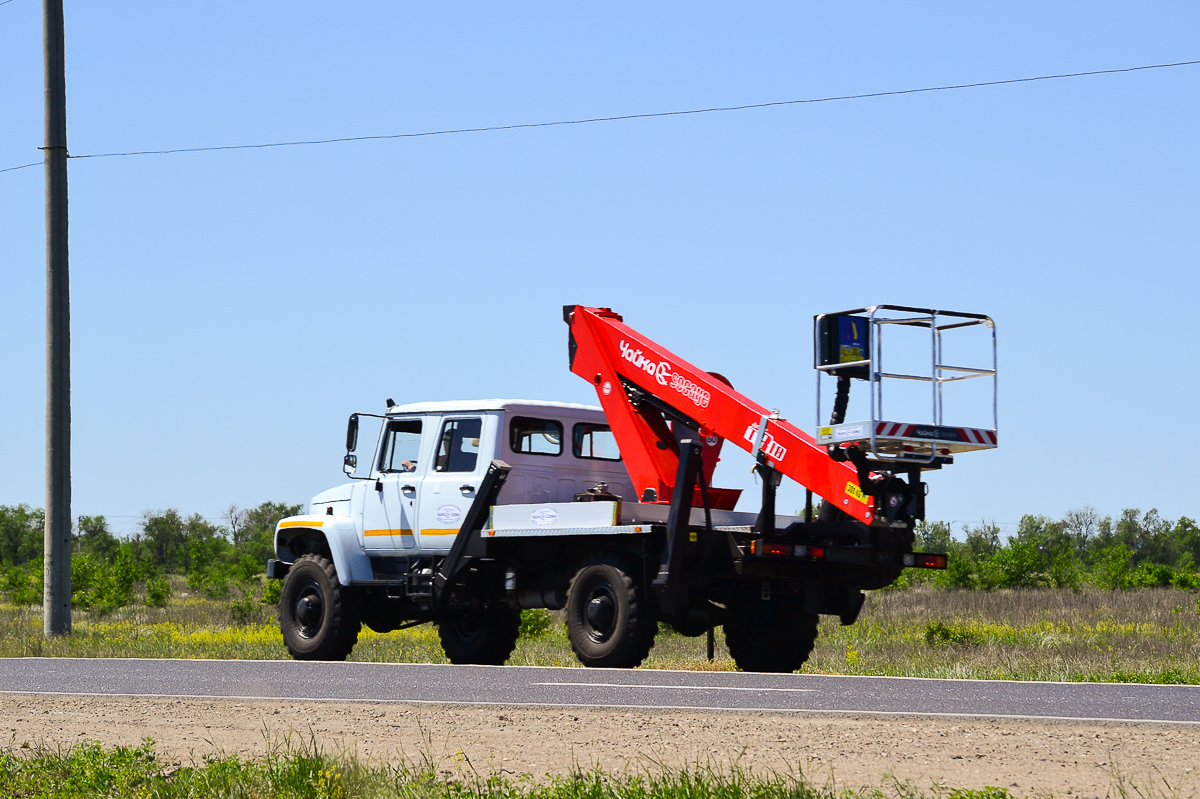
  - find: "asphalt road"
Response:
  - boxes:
[2,658,1197,725]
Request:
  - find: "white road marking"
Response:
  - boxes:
[532,682,812,692]
[2,690,1198,726]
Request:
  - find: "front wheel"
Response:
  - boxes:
[566,554,656,668]
[438,604,521,665]
[724,593,818,673]
[279,554,361,661]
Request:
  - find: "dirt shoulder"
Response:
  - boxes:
[2,693,1196,797]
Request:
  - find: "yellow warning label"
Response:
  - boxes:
[845,481,870,505]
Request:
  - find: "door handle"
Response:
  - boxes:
[460,484,475,492]
[401,485,416,492]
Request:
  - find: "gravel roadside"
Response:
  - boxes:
[2,693,1196,797]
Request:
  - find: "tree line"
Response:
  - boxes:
[0,502,300,615]
[907,507,1200,590]
[3,503,1200,612]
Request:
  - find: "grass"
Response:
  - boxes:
[2,583,1199,683]
[808,586,1200,683]
[0,736,1039,799]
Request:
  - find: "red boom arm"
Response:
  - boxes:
[565,305,875,524]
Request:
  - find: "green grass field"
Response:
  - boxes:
[3,583,1198,683]
[0,736,1042,799]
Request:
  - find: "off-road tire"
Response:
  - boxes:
[566,554,656,668]
[437,604,521,665]
[279,554,361,661]
[724,593,818,673]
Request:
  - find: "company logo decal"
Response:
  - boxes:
[530,506,559,526]
[743,423,787,462]
[435,504,463,525]
[619,340,711,408]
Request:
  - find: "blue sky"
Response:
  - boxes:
[2,2,1197,537]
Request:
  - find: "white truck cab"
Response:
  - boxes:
[276,400,631,572]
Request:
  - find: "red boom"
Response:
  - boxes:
[565,305,875,524]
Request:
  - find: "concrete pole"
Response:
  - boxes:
[43,0,71,636]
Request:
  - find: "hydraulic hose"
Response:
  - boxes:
[826,375,853,462]
[829,375,851,426]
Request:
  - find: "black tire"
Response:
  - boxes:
[278,554,361,661]
[724,593,818,673]
[437,604,521,665]
[566,554,656,668]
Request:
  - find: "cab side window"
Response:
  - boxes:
[573,423,621,461]
[435,417,482,472]
[510,416,563,456]
[379,419,422,472]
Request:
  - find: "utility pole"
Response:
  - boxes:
[43,0,71,636]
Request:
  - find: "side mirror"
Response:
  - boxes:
[346,414,360,453]
[343,453,358,476]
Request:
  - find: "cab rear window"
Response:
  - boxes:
[510,416,563,456]
[573,423,621,461]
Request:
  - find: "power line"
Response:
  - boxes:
[2,58,1198,173]
[1,162,39,174]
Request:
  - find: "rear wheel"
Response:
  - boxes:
[724,593,818,673]
[566,554,656,668]
[438,604,521,665]
[279,555,361,661]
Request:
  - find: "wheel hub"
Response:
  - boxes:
[295,590,323,637]
[585,591,615,639]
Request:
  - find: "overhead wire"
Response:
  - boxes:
[2,58,1198,174]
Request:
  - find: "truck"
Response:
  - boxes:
[268,304,997,672]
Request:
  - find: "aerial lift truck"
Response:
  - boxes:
[268,305,997,671]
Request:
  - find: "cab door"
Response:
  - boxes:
[414,413,496,550]
[360,416,428,551]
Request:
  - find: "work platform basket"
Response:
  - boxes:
[813,305,997,467]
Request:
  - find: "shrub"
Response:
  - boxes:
[261,578,282,606]
[71,554,100,609]
[988,540,1049,589]
[2,566,42,606]
[938,551,977,589]
[924,620,983,647]
[949,789,1015,799]
[518,608,554,638]
[145,576,172,607]
[1171,570,1200,591]
[1130,562,1175,588]
[1046,547,1084,589]
[1092,544,1134,590]
[230,594,260,625]
[235,554,263,582]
